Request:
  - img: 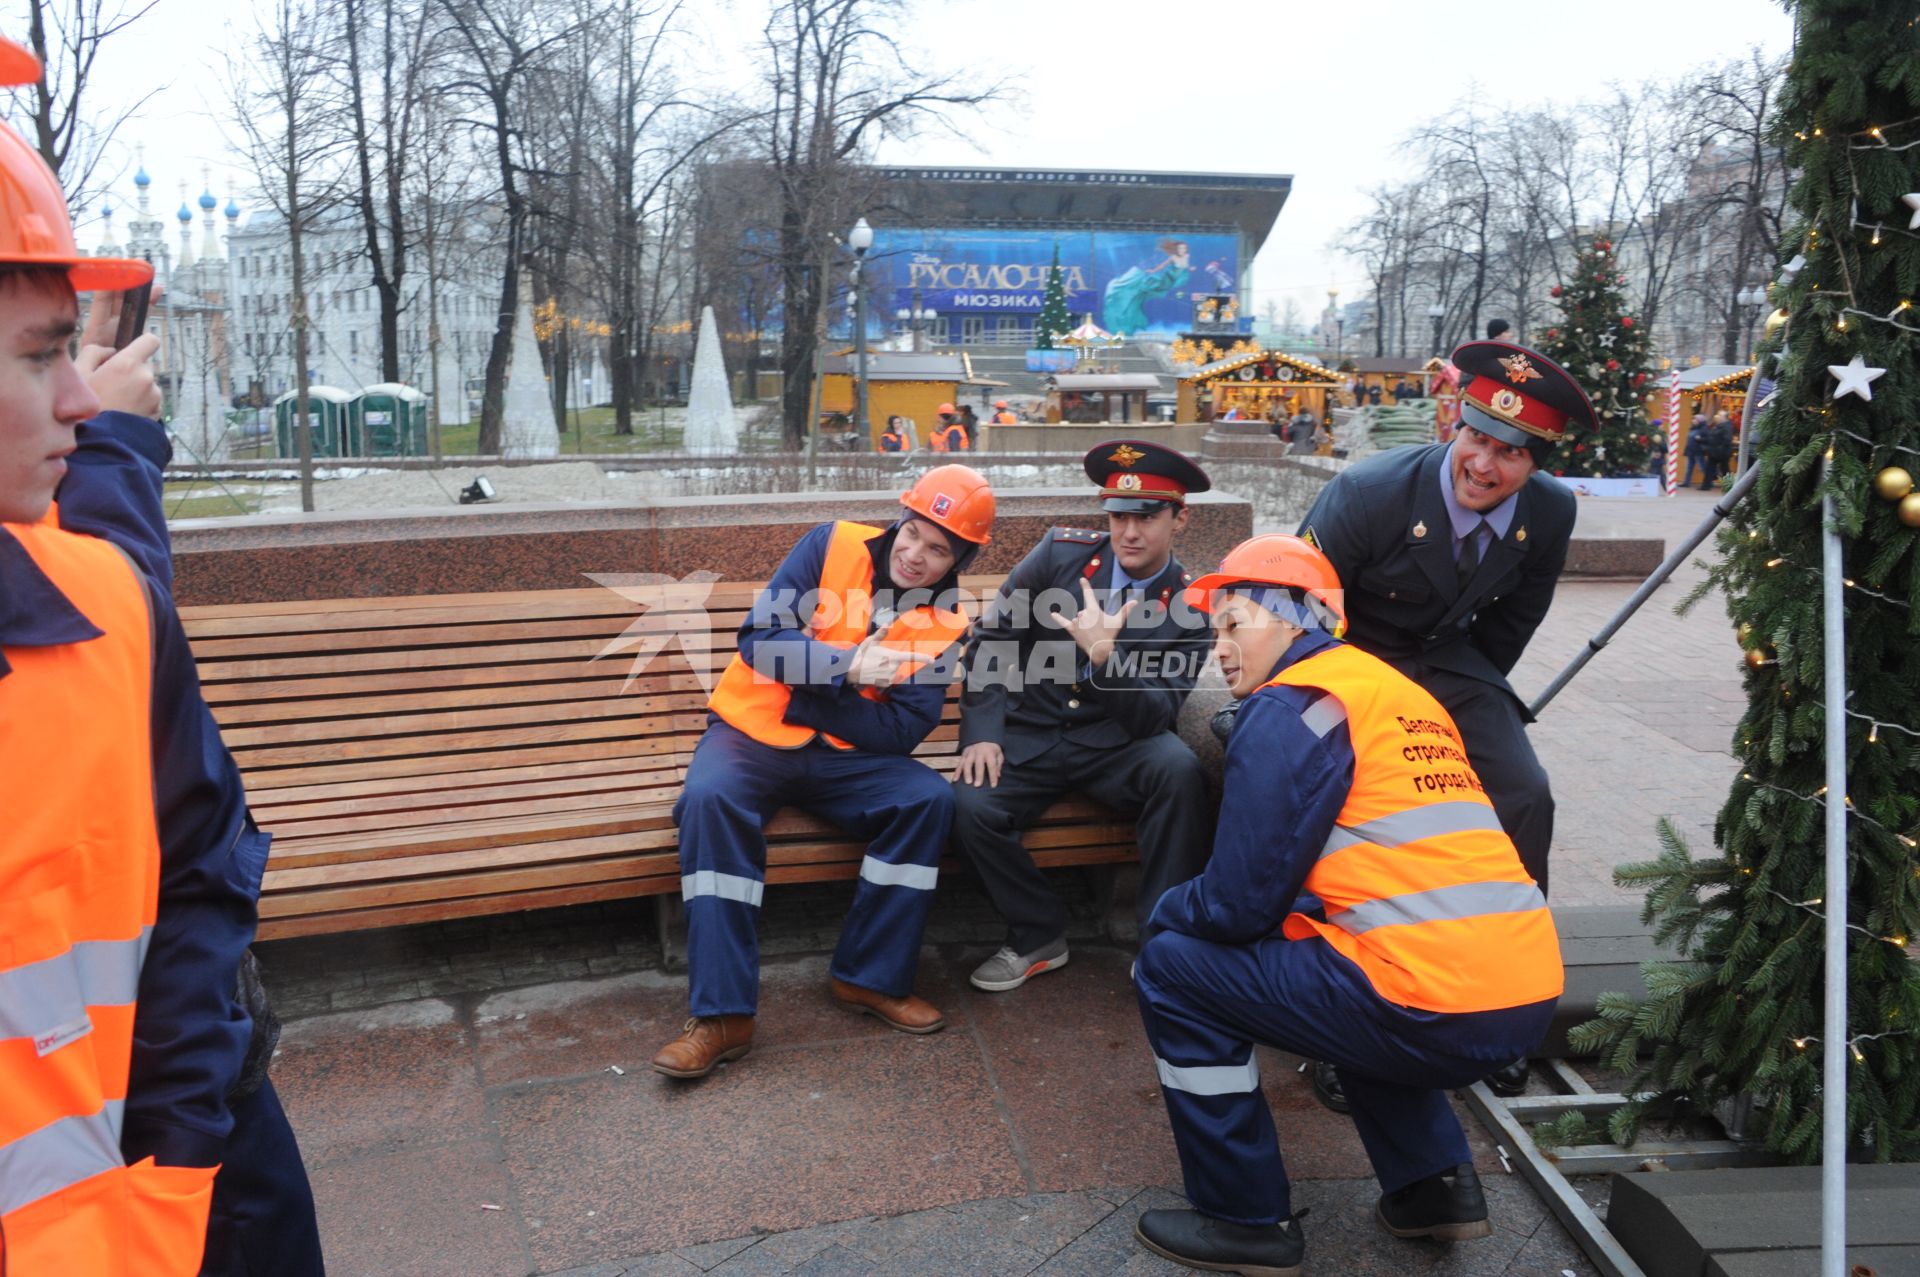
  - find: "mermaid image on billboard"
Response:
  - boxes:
[1102,238,1190,336]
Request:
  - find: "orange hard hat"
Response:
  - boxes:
[901,463,994,545]
[994,400,1008,409]
[0,39,151,291]
[936,402,956,416]
[1184,534,1346,634]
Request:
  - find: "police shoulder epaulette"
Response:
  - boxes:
[1054,526,1104,543]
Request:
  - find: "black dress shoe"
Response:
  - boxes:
[1309,1060,1349,1114]
[1377,1163,1493,1242]
[1136,1209,1305,1277]
[1484,1058,1529,1096]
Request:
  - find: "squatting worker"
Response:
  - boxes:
[1295,339,1586,1104]
[1130,534,1563,1277]
[951,441,1213,992]
[651,465,996,1078]
[0,36,264,1275]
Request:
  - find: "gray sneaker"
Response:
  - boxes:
[969,937,1070,992]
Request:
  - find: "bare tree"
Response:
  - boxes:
[758,0,1006,447]
[1687,49,1791,362]
[228,0,347,512]
[336,0,442,384]
[9,0,159,203]
[436,0,590,452]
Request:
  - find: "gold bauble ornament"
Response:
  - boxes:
[1737,622,1754,645]
[1763,307,1789,335]
[1901,492,1920,528]
[1744,647,1768,669]
[1874,466,1914,501]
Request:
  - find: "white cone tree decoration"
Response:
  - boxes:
[500,277,559,458]
[684,305,738,456]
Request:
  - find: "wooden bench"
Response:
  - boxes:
[179,577,1140,945]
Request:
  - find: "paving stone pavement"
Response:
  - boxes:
[252,489,1744,1275]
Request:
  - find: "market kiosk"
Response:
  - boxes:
[1176,349,1343,424]
[1043,373,1158,424]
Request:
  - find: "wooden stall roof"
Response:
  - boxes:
[1047,373,1163,392]
[820,350,1003,385]
[1179,349,1341,385]
[1676,364,1755,397]
[1352,357,1428,375]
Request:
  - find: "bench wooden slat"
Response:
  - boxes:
[185,576,1140,937]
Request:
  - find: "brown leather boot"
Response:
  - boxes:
[830,978,946,1034]
[650,1015,754,1078]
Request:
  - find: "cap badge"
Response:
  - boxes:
[1491,388,1525,417]
[1115,473,1143,491]
[1412,520,1428,539]
[1108,444,1146,467]
[930,493,953,517]
[1498,353,1542,384]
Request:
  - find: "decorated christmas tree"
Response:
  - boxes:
[1538,238,1656,476]
[1035,244,1070,350]
[1576,0,1920,1163]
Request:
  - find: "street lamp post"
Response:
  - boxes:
[1427,302,1446,358]
[1735,285,1766,363]
[849,217,874,447]
[1327,288,1340,361]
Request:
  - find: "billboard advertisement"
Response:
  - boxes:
[866,228,1241,338]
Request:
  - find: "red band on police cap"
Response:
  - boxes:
[1100,471,1186,503]
[1460,376,1568,442]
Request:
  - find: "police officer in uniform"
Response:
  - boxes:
[1131,535,1563,1276]
[1295,339,1586,1103]
[651,465,996,1079]
[952,441,1214,991]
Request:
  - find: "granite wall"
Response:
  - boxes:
[168,489,1256,606]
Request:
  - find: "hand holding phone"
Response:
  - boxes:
[112,282,152,351]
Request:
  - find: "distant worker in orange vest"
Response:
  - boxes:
[929,402,970,452]
[878,414,908,452]
[991,399,1017,426]
[0,36,275,1276]
[651,465,997,1079]
[1129,534,1563,1276]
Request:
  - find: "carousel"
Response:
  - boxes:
[1175,348,1343,423]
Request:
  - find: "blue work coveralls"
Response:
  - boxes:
[56,412,325,1276]
[1134,628,1555,1225]
[676,521,958,1017]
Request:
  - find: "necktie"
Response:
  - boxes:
[1457,520,1485,594]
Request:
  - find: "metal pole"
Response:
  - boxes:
[854,252,870,448]
[1819,467,1848,1277]
[1528,461,1761,718]
[1734,352,1770,479]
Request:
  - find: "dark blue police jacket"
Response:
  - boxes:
[1298,442,1575,719]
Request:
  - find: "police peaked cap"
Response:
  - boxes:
[1082,439,1212,514]
[1451,340,1599,465]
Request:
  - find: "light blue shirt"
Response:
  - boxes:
[1438,440,1519,563]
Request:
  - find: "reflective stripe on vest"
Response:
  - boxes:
[0,1100,125,1219]
[0,518,178,1263]
[707,521,970,749]
[1267,644,1562,1013]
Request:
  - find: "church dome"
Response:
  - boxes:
[198,188,217,211]
[134,166,150,188]
[224,198,241,220]
[177,202,192,222]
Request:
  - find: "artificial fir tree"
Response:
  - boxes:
[1575,0,1920,1162]
[1538,237,1656,477]
[1035,244,1070,349]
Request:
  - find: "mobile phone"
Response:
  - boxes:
[112,281,152,351]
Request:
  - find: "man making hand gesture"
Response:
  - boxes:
[952,442,1215,992]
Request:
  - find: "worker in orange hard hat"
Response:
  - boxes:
[929,401,970,451]
[654,464,997,1080]
[0,32,320,1277]
[1128,534,1561,1275]
[991,399,1018,426]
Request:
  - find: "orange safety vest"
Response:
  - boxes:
[992,411,1016,426]
[0,518,216,1276]
[1269,644,1563,1014]
[707,521,969,749]
[878,430,906,452]
[930,423,969,452]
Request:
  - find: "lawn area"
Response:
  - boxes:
[163,480,268,520]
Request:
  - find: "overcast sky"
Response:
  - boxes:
[55,0,1794,316]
